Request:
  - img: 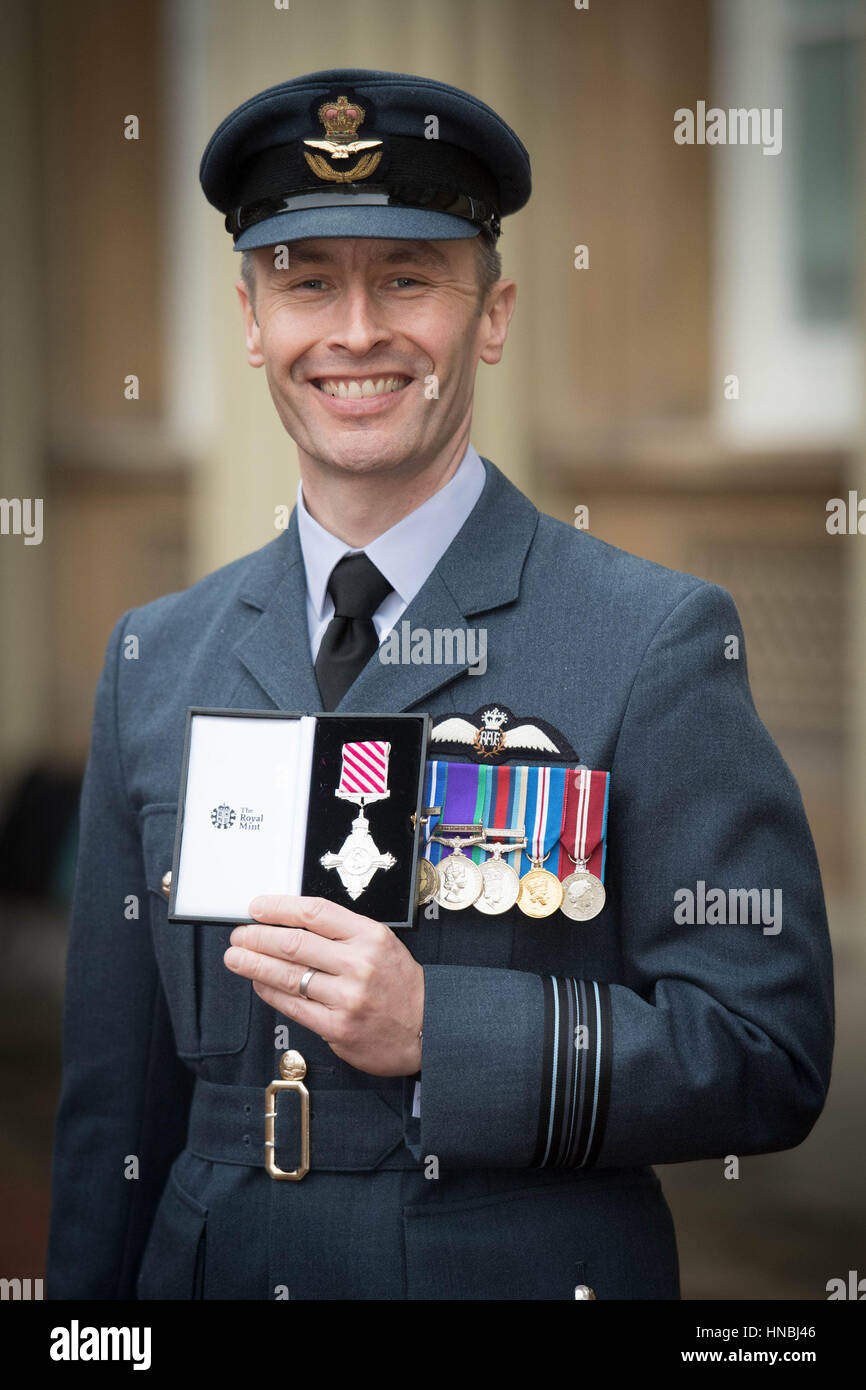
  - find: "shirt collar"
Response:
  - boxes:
[296,443,486,620]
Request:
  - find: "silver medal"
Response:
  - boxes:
[434,851,483,910]
[320,806,396,900]
[559,868,606,922]
[321,742,395,901]
[475,835,525,916]
[476,858,521,915]
[560,769,607,922]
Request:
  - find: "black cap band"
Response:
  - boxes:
[226,182,501,241]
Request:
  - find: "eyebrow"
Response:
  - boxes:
[275,241,451,271]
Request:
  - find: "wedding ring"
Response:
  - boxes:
[298,968,318,999]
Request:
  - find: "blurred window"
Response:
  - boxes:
[713,0,864,446]
[786,0,860,324]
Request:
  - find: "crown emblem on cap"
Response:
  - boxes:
[303,94,383,183]
[319,95,364,138]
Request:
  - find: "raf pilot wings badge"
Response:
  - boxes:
[430,704,579,764]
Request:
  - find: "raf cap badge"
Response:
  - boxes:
[303,95,383,182]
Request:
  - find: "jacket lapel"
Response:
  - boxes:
[231,521,322,712]
[228,457,538,715]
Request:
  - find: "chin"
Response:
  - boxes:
[315,435,420,476]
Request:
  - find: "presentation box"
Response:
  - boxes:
[168,708,431,930]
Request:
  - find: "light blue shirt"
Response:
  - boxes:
[296,443,486,660]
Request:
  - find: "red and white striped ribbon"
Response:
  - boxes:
[338,741,391,796]
[572,767,590,861]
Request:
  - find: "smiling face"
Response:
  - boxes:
[236,237,515,483]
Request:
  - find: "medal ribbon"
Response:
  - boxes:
[481,762,529,871]
[423,761,608,879]
[425,761,481,867]
[339,740,390,796]
[424,761,511,865]
[442,760,481,838]
[423,759,446,861]
[518,765,567,876]
[558,767,610,881]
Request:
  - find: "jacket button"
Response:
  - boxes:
[574,1284,597,1300]
[161,871,172,900]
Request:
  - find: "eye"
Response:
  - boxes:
[391,276,421,288]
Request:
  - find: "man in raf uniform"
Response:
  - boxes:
[47,68,834,1301]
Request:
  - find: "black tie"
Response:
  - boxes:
[314,553,393,711]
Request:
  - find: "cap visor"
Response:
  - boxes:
[233,202,480,250]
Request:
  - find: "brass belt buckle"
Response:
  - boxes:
[264,1051,310,1180]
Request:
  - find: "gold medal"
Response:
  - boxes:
[518,769,565,918]
[517,857,564,918]
[416,856,439,906]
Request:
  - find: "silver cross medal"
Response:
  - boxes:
[320,800,395,900]
[320,740,396,900]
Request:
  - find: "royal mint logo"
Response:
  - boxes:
[209,803,263,831]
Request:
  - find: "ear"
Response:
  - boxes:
[235,278,264,367]
[479,280,517,366]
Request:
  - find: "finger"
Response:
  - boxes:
[248,894,379,941]
[230,921,344,974]
[224,947,344,1007]
[249,979,338,1041]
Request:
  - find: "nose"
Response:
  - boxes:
[324,283,392,358]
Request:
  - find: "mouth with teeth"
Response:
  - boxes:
[313,375,412,399]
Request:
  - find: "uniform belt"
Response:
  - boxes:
[187,1076,419,1174]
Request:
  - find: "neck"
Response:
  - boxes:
[298,428,472,547]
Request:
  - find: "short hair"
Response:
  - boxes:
[240,228,502,312]
[473,228,503,304]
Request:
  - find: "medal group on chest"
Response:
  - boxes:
[420,761,609,923]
